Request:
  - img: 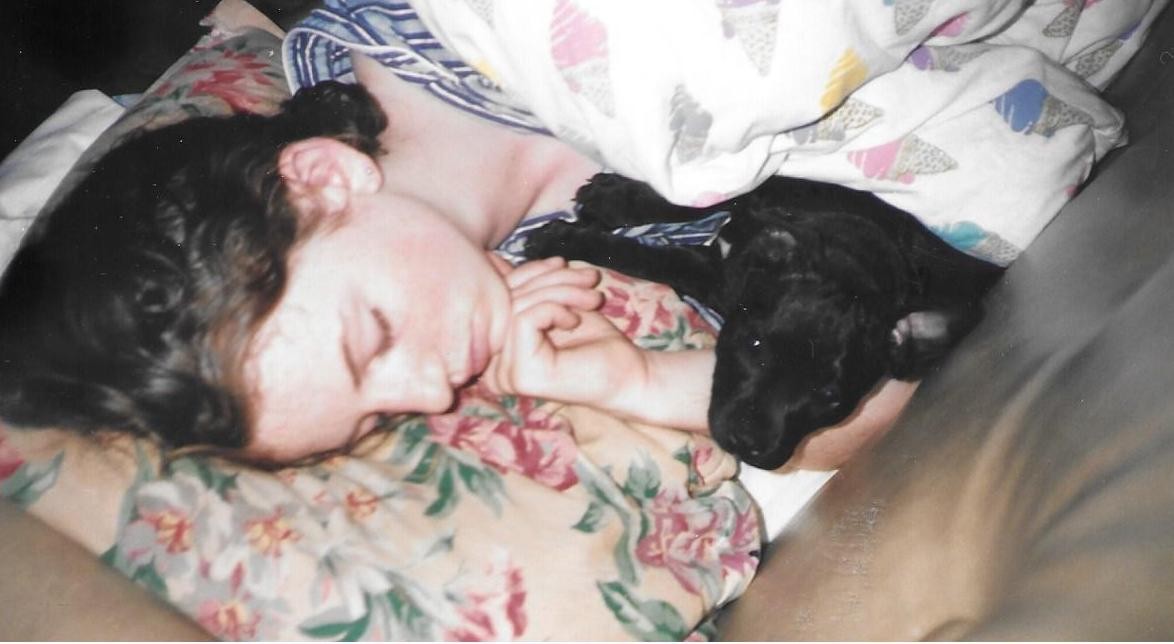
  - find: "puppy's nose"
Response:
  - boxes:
[724,428,775,460]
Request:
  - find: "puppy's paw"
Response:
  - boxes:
[575,173,693,228]
[522,220,596,261]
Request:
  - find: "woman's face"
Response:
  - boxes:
[242,192,510,461]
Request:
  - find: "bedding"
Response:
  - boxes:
[0,90,125,272]
[0,7,767,640]
[0,269,760,640]
[287,0,1169,265]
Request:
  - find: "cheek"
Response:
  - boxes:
[244,316,355,460]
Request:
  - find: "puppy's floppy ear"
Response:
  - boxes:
[278,137,382,219]
[889,307,985,379]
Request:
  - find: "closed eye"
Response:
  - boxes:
[342,307,394,388]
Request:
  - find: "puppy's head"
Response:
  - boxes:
[709,275,894,470]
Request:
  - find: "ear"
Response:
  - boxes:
[278,137,382,218]
[888,308,978,379]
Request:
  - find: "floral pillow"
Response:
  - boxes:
[1,13,762,639]
[40,23,289,216]
[1,267,761,640]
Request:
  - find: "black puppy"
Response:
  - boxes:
[525,173,1005,469]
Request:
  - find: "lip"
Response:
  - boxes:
[466,325,491,383]
[452,312,491,387]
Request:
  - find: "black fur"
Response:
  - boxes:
[525,173,1004,469]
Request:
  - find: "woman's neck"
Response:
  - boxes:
[353,54,600,248]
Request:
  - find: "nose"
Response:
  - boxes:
[365,346,456,415]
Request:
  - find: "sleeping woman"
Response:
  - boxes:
[0,0,1161,468]
[0,70,910,470]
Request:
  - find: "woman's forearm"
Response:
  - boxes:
[606,348,715,433]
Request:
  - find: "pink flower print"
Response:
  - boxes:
[636,490,761,598]
[636,490,721,596]
[444,557,528,640]
[720,503,762,580]
[550,0,615,116]
[344,488,380,522]
[429,398,580,490]
[691,443,717,488]
[244,509,301,558]
[599,278,676,340]
[190,69,270,113]
[0,430,24,481]
[198,598,260,640]
[196,566,263,641]
[142,507,196,555]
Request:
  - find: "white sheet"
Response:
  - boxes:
[739,466,836,541]
[0,89,125,272]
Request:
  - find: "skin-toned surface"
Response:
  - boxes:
[0,498,212,641]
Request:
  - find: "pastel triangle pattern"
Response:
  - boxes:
[909,44,989,71]
[932,221,1021,265]
[716,0,782,76]
[463,0,495,25]
[790,98,883,144]
[1043,1,1082,38]
[820,48,869,113]
[889,0,934,36]
[847,135,958,184]
[550,0,616,117]
[669,85,715,163]
[992,79,1093,137]
[1071,39,1123,78]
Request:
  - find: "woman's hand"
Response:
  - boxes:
[483,256,715,432]
[483,257,645,408]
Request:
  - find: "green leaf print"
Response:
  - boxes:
[389,418,430,462]
[425,466,457,517]
[405,443,441,484]
[301,593,372,641]
[575,462,642,585]
[622,457,662,501]
[301,586,437,641]
[0,451,64,508]
[383,587,433,640]
[130,560,169,597]
[573,500,608,533]
[597,580,690,642]
[636,317,692,352]
[168,457,238,498]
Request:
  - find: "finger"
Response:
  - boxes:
[504,256,566,289]
[510,266,602,299]
[486,302,577,396]
[512,284,604,316]
[513,300,583,332]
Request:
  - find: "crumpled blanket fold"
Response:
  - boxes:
[287,0,1170,264]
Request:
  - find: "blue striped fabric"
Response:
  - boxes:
[283,0,547,133]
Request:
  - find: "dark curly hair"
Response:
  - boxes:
[0,81,387,450]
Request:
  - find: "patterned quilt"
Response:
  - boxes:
[287,0,1170,264]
